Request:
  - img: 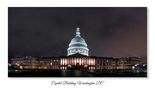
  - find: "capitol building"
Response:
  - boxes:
[67,27,89,56]
[10,27,142,70]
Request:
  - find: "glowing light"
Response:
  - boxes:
[8,63,12,67]
[79,58,81,65]
[63,59,64,65]
[81,59,83,65]
[74,59,76,65]
[60,60,62,65]
[64,59,67,65]
[68,65,71,67]
[135,64,139,66]
[50,62,52,66]
[84,64,88,67]
[20,66,23,69]
[77,58,79,63]
[143,64,146,67]
[44,67,47,69]
[91,59,93,65]
[16,63,20,66]
[132,66,135,70]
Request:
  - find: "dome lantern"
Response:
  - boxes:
[76,27,80,37]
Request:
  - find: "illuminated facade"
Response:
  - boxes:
[10,55,142,70]
[9,28,143,70]
[67,27,89,56]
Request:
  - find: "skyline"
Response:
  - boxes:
[8,7,147,58]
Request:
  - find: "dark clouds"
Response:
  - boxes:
[8,7,147,57]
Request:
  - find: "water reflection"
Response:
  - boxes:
[8,69,147,77]
[61,70,93,77]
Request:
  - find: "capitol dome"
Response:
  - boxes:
[67,27,89,56]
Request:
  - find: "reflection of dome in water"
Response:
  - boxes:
[67,27,89,56]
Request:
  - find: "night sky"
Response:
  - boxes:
[8,7,147,58]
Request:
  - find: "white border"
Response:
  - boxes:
[0,0,154,90]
